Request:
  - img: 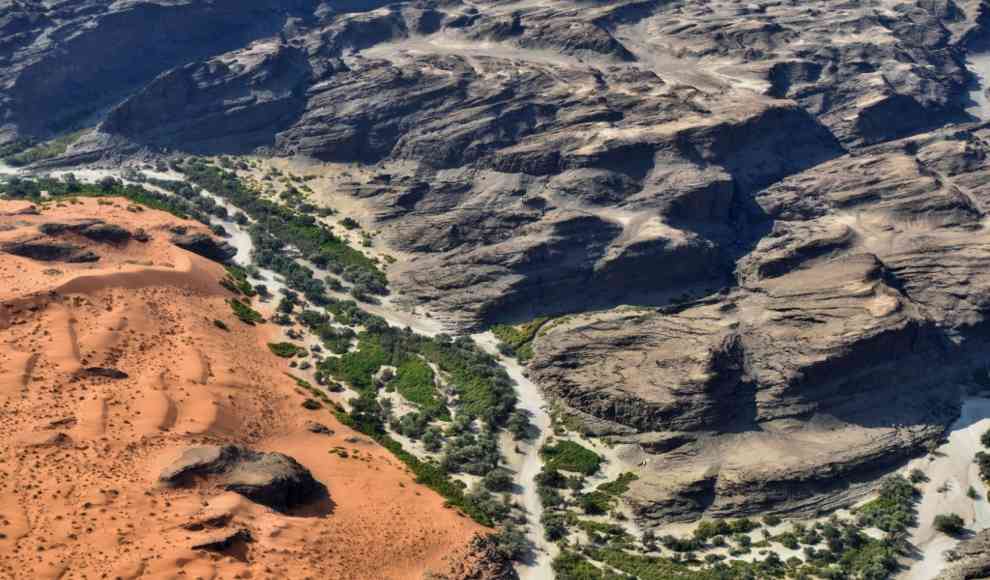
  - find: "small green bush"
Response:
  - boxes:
[268,342,305,358]
[934,513,966,535]
[228,299,264,325]
[598,472,639,497]
[540,440,602,475]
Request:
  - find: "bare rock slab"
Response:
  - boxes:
[159,445,326,512]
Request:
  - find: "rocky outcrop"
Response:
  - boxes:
[434,534,520,580]
[526,123,990,523]
[190,528,253,554]
[938,530,990,579]
[159,445,326,512]
[102,40,314,153]
[2,238,99,263]
[170,233,237,263]
[39,220,131,243]
[0,0,320,143]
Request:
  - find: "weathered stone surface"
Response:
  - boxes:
[305,421,334,435]
[170,233,237,263]
[529,124,990,523]
[39,220,131,243]
[2,238,99,263]
[159,445,326,512]
[0,0,320,144]
[433,534,520,580]
[937,529,990,579]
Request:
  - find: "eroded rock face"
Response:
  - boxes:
[937,530,990,579]
[159,445,326,512]
[529,125,990,523]
[170,233,237,263]
[2,238,99,262]
[18,0,979,330]
[0,0,320,142]
[433,534,520,580]
[39,220,132,243]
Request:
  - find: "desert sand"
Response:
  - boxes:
[0,198,489,579]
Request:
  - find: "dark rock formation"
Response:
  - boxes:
[39,220,131,243]
[305,421,334,435]
[103,41,314,153]
[0,0,320,143]
[80,367,129,380]
[529,124,990,523]
[159,445,326,512]
[190,528,253,554]
[170,233,237,263]
[2,238,99,263]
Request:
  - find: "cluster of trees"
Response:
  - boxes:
[175,159,388,295]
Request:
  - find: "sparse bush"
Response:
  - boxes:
[483,468,514,493]
[908,468,929,484]
[228,299,264,325]
[493,524,529,561]
[268,342,305,358]
[934,513,965,536]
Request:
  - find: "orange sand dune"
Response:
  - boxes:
[0,198,491,580]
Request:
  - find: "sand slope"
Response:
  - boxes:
[0,198,489,580]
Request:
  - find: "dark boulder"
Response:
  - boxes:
[2,239,99,262]
[170,233,237,263]
[38,220,131,243]
[305,421,334,435]
[159,445,326,512]
[191,528,253,553]
[81,367,129,380]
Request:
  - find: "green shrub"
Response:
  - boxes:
[228,299,264,325]
[553,550,625,580]
[977,451,990,481]
[221,265,256,297]
[482,468,514,492]
[4,129,85,166]
[856,475,918,532]
[392,358,449,420]
[268,342,305,358]
[213,319,230,332]
[908,468,929,484]
[491,317,548,362]
[541,440,602,475]
[492,524,529,561]
[577,491,612,515]
[597,472,639,497]
[934,513,966,535]
[176,159,387,293]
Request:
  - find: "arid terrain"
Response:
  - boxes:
[6,0,990,578]
[0,198,510,579]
